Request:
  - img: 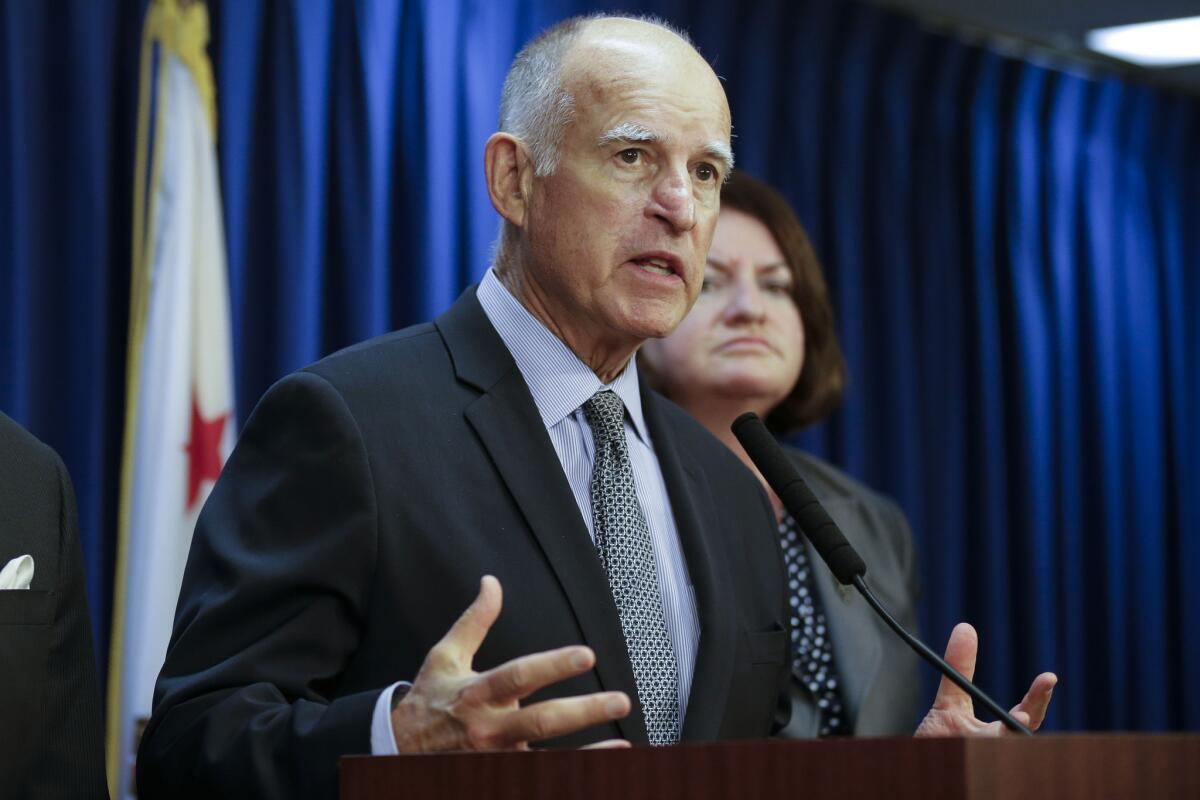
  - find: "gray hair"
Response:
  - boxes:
[497,13,695,177]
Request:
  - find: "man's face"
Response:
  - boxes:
[518,28,733,355]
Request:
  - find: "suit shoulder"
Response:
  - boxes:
[243,322,469,440]
[0,412,65,493]
[784,446,913,549]
[645,392,760,486]
[304,323,442,380]
[243,323,450,407]
[784,447,901,514]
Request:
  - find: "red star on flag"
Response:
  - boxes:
[185,394,229,510]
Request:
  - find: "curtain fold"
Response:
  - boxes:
[2,0,1197,731]
[0,0,145,665]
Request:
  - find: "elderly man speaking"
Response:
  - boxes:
[137,14,1052,799]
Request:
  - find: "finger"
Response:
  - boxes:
[932,623,978,712]
[470,646,596,705]
[1009,672,1057,731]
[476,692,631,749]
[437,576,503,666]
[981,719,1007,737]
[582,739,632,749]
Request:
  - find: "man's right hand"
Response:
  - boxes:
[390,575,632,752]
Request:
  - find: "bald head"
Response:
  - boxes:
[566,16,716,85]
[497,14,728,177]
[559,19,732,173]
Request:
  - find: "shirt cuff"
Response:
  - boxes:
[369,681,412,755]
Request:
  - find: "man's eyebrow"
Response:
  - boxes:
[701,140,735,176]
[596,122,659,147]
[596,124,734,176]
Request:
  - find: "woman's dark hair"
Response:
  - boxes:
[719,171,847,433]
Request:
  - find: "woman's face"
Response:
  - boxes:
[641,207,805,416]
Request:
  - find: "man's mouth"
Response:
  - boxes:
[628,252,682,278]
[633,257,673,276]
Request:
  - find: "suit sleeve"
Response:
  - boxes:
[29,454,108,798]
[877,494,924,730]
[882,496,921,635]
[137,371,383,800]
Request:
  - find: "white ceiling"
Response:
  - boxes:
[865,0,1200,95]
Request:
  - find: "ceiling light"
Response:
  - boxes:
[1086,16,1200,67]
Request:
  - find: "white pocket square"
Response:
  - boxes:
[0,555,34,590]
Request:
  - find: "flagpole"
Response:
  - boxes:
[106,2,229,796]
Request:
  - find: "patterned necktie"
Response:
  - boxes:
[582,389,680,746]
[779,512,848,736]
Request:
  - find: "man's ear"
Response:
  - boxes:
[484,133,534,228]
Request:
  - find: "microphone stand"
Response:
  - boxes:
[732,411,1033,736]
[852,575,1031,735]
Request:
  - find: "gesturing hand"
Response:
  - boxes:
[391,575,632,752]
[915,623,1057,738]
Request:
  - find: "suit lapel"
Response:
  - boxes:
[641,389,738,742]
[436,291,648,744]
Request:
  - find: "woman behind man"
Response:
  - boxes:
[640,172,922,736]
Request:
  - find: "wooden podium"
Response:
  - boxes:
[341,735,1198,799]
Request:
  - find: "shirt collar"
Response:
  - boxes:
[476,268,650,444]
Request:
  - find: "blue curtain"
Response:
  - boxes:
[2,0,1197,732]
[743,5,1200,731]
[0,0,146,670]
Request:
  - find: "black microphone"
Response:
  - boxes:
[731,411,1033,736]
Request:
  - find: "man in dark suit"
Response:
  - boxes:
[139,13,1053,799]
[138,16,789,799]
[0,411,108,798]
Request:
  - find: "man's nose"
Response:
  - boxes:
[648,170,696,232]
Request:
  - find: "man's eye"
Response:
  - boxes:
[619,149,642,164]
[695,163,717,182]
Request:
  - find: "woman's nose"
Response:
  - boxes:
[723,273,766,323]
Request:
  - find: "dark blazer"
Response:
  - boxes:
[0,412,108,799]
[777,447,922,737]
[138,290,789,799]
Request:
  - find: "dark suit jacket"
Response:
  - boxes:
[777,447,922,737]
[138,290,789,799]
[0,412,108,799]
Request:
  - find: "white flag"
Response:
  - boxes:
[106,2,234,798]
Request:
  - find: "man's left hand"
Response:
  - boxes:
[914,622,1057,737]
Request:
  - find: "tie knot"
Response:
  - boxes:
[582,390,626,443]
